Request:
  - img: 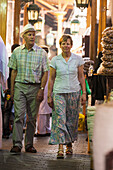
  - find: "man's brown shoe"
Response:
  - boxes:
[25,146,37,153]
[10,146,21,153]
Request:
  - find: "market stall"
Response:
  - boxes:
[91,27,113,170]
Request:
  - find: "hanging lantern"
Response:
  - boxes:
[27,4,40,25]
[70,18,80,34]
[34,17,42,32]
[75,0,90,8]
[46,32,54,46]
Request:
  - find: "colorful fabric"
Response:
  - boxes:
[8,44,49,84]
[50,53,84,93]
[0,36,9,90]
[0,84,2,148]
[0,36,9,82]
[49,91,80,145]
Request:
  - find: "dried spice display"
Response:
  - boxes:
[97,27,113,75]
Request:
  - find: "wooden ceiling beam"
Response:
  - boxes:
[35,0,57,11]
[62,3,68,11]
[42,0,74,5]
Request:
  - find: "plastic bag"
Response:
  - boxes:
[102,36,113,44]
[102,61,113,68]
[102,49,113,55]
[78,113,85,131]
[101,43,113,49]
[101,55,113,62]
[97,64,113,75]
[102,27,113,35]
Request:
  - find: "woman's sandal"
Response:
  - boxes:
[57,149,64,159]
[66,147,73,155]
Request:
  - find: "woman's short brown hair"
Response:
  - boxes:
[59,34,73,46]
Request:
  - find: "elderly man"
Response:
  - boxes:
[8,24,49,153]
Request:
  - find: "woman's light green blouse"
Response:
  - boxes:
[50,53,84,93]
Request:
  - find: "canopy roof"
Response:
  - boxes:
[35,0,74,30]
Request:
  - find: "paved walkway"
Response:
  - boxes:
[0,132,91,170]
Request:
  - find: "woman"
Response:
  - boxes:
[47,34,86,159]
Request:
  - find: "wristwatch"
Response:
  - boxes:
[40,87,44,90]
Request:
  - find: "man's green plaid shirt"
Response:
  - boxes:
[8,43,49,84]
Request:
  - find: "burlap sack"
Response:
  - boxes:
[93,102,113,170]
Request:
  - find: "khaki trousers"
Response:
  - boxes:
[13,82,40,149]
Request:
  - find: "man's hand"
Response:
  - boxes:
[3,89,8,94]
[10,90,14,102]
[47,96,54,109]
[37,89,44,102]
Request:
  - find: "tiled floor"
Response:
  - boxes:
[0,132,91,170]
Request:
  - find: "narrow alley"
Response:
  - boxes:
[0,132,91,170]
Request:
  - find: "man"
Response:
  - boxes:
[8,24,49,153]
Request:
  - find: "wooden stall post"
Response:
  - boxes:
[0,0,8,44]
[13,0,21,44]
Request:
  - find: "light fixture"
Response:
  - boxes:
[70,16,80,34]
[75,0,91,8]
[27,3,41,25]
[34,17,42,32]
[46,31,54,46]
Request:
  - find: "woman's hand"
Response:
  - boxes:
[81,93,86,105]
[37,89,44,102]
[47,96,54,109]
